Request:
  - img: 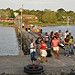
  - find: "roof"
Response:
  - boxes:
[23,15,36,17]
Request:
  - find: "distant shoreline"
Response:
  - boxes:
[0,24,75,27]
[28,22,75,27]
[0,25,14,27]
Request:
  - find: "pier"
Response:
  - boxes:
[0,24,75,75]
[0,54,75,75]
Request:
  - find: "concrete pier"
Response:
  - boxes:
[0,55,75,75]
[0,24,75,75]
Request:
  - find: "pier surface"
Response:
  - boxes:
[0,54,75,75]
[0,25,75,75]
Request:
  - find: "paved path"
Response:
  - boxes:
[0,54,75,74]
[4,20,74,74]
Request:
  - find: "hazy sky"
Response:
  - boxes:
[0,0,75,11]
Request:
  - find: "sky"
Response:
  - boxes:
[0,0,75,12]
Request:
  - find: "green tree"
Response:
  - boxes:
[44,9,51,12]
[36,11,43,22]
[6,8,11,11]
[42,11,57,23]
[14,10,20,15]
[66,11,74,16]
[56,8,67,21]
[10,11,15,18]
[66,11,75,23]
[57,8,65,12]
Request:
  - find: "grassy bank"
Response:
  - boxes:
[0,22,14,26]
[29,22,75,26]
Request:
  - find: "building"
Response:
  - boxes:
[0,18,14,22]
[17,15,38,23]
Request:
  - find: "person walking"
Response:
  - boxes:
[52,36,60,59]
[29,38,39,65]
[64,35,71,57]
[39,40,47,63]
[37,28,40,35]
[32,26,35,33]
[69,36,74,55]
[64,30,69,39]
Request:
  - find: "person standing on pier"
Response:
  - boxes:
[37,28,39,35]
[40,26,42,33]
[64,35,71,57]
[50,31,54,47]
[44,32,50,48]
[69,36,74,55]
[35,34,43,49]
[32,26,35,33]
[39,40,47,63]
[64,30,69,39]
[22,22,24,28]
[52,36,60,59]
[69,33,75,55]
[58,30,63,40]
[29,38,39,65]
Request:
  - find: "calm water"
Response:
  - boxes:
[0,27,20,56]
[42,25,75,39]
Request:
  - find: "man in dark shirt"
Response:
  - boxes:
[64,35,71,57]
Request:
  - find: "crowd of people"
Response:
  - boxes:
[24,24,42,34]
[29,29,75,64]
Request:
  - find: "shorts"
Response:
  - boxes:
[53,47,59,51]
[40,49,47,57]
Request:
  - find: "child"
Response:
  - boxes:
[29,38,39,65]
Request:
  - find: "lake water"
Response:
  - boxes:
[42,25,75,39]
[0,27,20,56]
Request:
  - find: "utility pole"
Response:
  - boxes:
[67,16,69,30]
[19,5,23,50]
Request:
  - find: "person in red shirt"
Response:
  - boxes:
[52,36,60,59]
[39,40,47,63]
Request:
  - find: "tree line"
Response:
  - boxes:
[0,8,75,25]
